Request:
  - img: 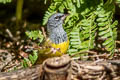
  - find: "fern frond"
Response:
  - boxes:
[79,14,97,50]
[96,3,118,57]
[68,14,97,55]
[42,0,118,58]
[68,27,80,54]
[43,0,65,25]
[43,0,100,25]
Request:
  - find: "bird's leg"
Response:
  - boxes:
[50,48,57,54]
[45,47,62,55]
[50,47,62,54]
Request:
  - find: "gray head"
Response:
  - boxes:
[47,13,68,44]
[47,13,67,31]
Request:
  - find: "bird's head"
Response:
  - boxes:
[47,13,67,30]
[47,13,69,44]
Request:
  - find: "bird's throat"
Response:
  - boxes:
[49,27,67,44]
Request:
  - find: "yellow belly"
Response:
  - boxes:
[51,40,69,55]
[37,39,69,64]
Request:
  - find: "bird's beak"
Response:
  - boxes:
[61,14,69,20]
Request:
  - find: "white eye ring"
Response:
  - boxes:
[55,18,59,20]
[54,16,61,20]
[54,17,59,21]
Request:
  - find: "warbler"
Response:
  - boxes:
[37,13,69,63]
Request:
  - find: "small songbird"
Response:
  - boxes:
[47,13,69,54]
[37,13,69,63]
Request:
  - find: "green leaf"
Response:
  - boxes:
[26,30,44,43]
[103,38,112,45]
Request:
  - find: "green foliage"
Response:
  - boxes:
[116,0,120,8]
[0,0,11,4]
[21,50,38,68]
[68,14,97,55]
[22,30,44,68]
[43,0,118,58]
[96,4,118,57]
[26,30,44,44]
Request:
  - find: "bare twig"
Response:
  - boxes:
[5,29,17,41]
[0,49,9,53]
[71,50,98,57]
[41,27,47,39]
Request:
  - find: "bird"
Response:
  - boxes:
[37,13,69,63]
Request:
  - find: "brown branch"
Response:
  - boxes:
[0,55,120,80]
[0,65,43,80]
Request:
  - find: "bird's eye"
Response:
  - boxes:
[54,16,60,20]
[55,15,63,20]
